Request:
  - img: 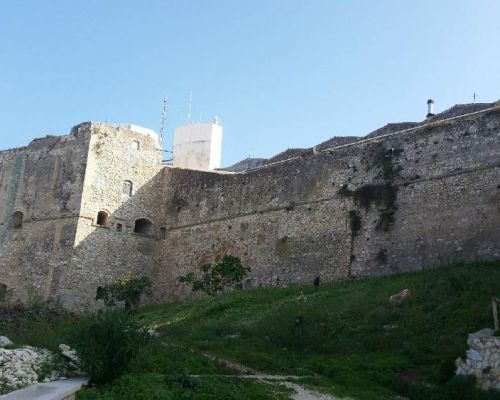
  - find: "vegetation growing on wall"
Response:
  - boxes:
[339,144,402,233]
[179,255,250,306]
[96,272,152,310]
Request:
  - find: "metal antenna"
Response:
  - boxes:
[473,92,478,103]
[159,96,168,148]
[187,90,193,123]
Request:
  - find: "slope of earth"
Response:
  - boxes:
[130,261,500,400]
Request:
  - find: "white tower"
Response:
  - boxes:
[172,117,223,171]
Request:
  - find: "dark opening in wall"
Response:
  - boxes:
[96,286,105,301]
[134,218,153,236]
[96,211,109,227]
[116,223,123,232]
[0,283,7,300]
[11,211,23,228]
[122,180,133,197]
[159,226,167,239]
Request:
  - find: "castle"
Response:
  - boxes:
[1,101,500,309]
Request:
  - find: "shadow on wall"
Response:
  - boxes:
[60,170,168,310]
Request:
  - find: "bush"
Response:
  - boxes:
[68,310,148,385]
[96,272,152,310]
[179,255,250,306]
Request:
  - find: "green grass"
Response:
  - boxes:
[131,261,500,400]
[4,261,500,399]
[77,373,293,400]
[0,302,79,351]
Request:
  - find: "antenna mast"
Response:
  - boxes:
[187,90,192,123]
[159,96,168,148]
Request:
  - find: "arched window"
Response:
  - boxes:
[122,180,133,197]
[134,218,153,236]
[96,211,109,227]
[11,211,24,228]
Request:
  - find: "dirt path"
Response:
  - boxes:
[202,353,344,400]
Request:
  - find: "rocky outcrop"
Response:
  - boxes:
[0,345,55,391]
[0,337,79,394]
[455,328,500,390]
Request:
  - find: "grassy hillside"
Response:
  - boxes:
[130,261,500,400]
[4,261,500,399]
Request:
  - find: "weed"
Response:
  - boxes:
[67,310,148,385]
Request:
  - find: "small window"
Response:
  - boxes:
[96,286,105,301]
[134,218,153,236]
[122,180,133,196]
[0,283,7,300]
[132,140,140,151]
[116,223,123,232]
[96,211,109,226]
[11,211,23,228]
[159,226,167,239]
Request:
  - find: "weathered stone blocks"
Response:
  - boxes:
[456,329,500,390]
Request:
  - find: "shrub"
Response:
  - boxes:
[179,255,250,306]
[96,272,152,310]
[67,310,148,385]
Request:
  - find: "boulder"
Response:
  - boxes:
[389,289,412,304]
[59,344,80,367]
[0,336,13,347]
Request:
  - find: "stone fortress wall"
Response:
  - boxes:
[0,127,90,300]
[153,105,500,300]
[0,102,499,308]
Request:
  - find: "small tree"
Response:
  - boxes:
[96,271,152,310]
[179,255,250,305]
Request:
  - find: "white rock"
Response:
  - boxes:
[59,344,71,352]
[0,336,13,347]
[467,349,483,361]
[147,329,160,337]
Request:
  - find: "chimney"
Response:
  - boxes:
[426,99,435,118]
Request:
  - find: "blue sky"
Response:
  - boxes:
[1,0,499,166]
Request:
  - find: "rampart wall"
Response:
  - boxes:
[1,105,499,308]
[152,109,500,301]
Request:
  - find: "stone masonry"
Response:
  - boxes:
[456,329,500,390]
[0,102,500,309]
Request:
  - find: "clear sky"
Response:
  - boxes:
[1,0,499,166]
